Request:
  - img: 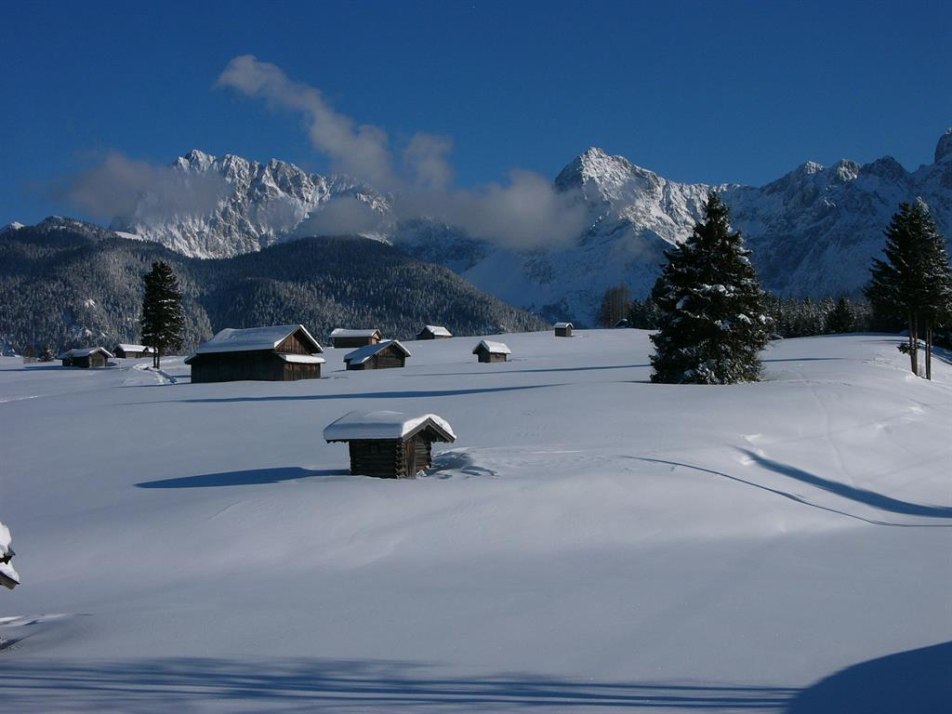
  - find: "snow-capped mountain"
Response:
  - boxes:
[52,130,952,322]
[111,150,392,258]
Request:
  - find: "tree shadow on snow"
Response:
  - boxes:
[0,657,798,712]
[136,467,347,489]
[787,641,952,714]
[738,449,952,519]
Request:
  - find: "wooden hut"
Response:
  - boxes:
[58,347,113,368]
[554,322,574,337]
[324,410,456,478]
[330,328,382,349]
[473,339,511,363]
[416,325,452,340]
[113,343,153,359]
[185,324,324,383]
[343,340,411,371]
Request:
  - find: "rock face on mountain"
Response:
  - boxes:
[41,130,952,323]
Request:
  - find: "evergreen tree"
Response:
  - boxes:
[597,285,632,327]
[825,297,855,334]
[650,192,771,384]
[140,261,184,369]
[866,200,952,379]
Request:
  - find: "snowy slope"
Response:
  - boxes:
[1,332,950,712]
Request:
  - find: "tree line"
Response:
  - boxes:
[599,193,952,383]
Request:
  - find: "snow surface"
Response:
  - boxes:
[193,324,322,354]
[1,331,950,712]
[473,339,511,355]
[324,411,456,442]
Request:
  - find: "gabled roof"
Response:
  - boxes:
[324,410,456,443]
[343,339,411,365]
[115,343,152,353]
[420,325,452,337]
[57,347,114,359]
[554,322,574,329]
[193,325,322,355]
[331,328,382,339]
[472,339,511,355]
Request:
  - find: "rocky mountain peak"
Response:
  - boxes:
[935,128,952,164]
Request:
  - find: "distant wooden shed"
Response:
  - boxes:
[324,410,457,478]
[473,339,511,363]
[113,343,153,359]
[343,340,411,370]
[554,322,574,337]
[185,324,324,383]
[58,347,113,368]
[331,328,382,349]
[417,325,452,340]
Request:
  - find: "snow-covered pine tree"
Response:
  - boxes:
[650,192,771,384]
[825,297,855,334]
[866,199,952,379]
[141,261,184,369]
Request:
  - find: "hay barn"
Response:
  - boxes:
[58,347,113,368]
[343,340,411,371]
[324,410,457,478]
[473,339,511,363]
[185,325,324,383]
[330,328,382,349]
[417,325,452,340]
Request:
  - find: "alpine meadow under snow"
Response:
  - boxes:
[1,330,950,712]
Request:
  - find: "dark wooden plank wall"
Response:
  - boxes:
[190,351,321,383]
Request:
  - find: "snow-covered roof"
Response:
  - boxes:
[343,339,411,365]
[58,347,114,359]
[116,343,152,353]
[324,410,456,443]
[331,328,381,339]
[473,339,511,355]
[277,354,325,364]
[554,322,574,329]
[420,325,452,337]
[194,325,322,355]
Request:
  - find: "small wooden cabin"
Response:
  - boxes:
[58,347,113,368]
[343,340,411,371]
[330,328,382,349]
[113,343,153,359]
[473,339,511,363]
[417,325,452,340]
[185,324,325,383]
[324,410,457,478]
[554,322,574,337]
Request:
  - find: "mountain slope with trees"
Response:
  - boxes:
[0,219,546,354]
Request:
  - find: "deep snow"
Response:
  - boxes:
[0,331,950,712]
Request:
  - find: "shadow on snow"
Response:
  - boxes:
[0,657,797,712]
[136,467,347,489]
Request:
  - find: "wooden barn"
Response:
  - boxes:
[554,322,574,337]
[185,324,325,383]
[330,328,382,349]
[113,343,153,359]
[473,339,511,363]
[58,347,113,368]
[416,324,452,340]
[343,340,411,371]
[324,410,457,478]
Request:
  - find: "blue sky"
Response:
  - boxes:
[2,0,951,227]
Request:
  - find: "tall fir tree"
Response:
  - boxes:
[141,261,184,369]
[650,192,771,384]
[865,200,952,379]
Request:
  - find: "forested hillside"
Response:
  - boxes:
[0,219,546,353]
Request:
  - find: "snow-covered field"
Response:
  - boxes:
[1,330,950,712]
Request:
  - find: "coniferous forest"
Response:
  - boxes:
[0,219,547,354]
